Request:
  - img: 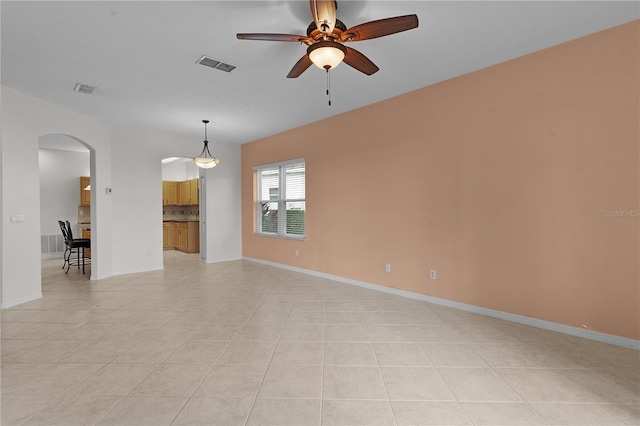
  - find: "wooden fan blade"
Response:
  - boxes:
[309,0,336,34]
[341,14,418,42]
[343,46,379,75]
[287,54,313,78]
[236,33,308,42]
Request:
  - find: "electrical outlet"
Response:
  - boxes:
[295,249,299,256]
[429,269,436,280]
[385,263,391,273]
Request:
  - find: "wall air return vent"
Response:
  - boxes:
[74,83,96,94]
[197,55,236,73]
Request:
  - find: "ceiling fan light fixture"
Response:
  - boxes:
[307,41,347,70]
[193,120,220,169]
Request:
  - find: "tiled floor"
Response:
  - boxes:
[1,251,638,425]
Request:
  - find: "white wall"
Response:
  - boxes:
[1,86,113,307]
[111,128,166,275]
[162,158,199,181]
[110,127,242,273]
[39,148,90,235]
[205,141,242,263]
[1,86,242,308]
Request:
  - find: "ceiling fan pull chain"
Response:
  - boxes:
[326,69,332,106]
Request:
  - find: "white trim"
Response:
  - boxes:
[205,256,241,264]
[243,256,640,350]
[1,292,43,309]
[254,232,305,241]
[111,266,163,276]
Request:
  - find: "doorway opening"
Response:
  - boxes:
[38,133,95,278]
[161,157,206,259]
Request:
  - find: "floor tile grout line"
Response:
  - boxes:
[364,317,399,426]
[242,285,292,426]
[320,292,328,426]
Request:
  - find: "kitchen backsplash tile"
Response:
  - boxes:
[163,205,199,221]
[78,205,90,224]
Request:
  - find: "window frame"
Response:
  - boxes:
[254,158,306,240]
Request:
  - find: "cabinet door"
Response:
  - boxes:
[186,222,200,253]
[179,223,188,250]
[162,224,170,248]
[162,181,168,205]
[190,179,199,205]
[80,176,91,206]
[164,181,178,205]
[82,229,91,258]
[171,222,179,247]
[182,181,191,205]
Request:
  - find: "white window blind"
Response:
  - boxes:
[255,159,305,238]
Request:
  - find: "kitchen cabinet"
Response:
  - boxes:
[82,228,91,258]
[162,181,178,205]
[163,221,199,253]
[171,222,180,248]
[162,223,171,249]
[178,179,199,205]
[164,179,198,206]
[80,176,91,206]
[190,179,199,205]
[177,223,188,251]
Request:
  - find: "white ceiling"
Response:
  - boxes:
[2,1,638,147]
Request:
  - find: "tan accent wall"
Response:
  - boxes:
[241,21,639,340]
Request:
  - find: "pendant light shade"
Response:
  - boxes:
[193,120,220,169]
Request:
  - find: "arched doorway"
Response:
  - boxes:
[38,133,96,277]
[161,157,206,260]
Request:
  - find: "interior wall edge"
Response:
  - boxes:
[0,292,43,310]
[110,266,164,277]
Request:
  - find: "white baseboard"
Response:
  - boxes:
[111,266,164,277]
[243,257,639,350]
[206,256,241,264]
[0,292,43,309]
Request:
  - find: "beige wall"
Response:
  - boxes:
[241,21,639,340]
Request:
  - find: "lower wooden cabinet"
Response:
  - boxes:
[82,228,91,258]
[162,223,171,248]
[163,221,199,253]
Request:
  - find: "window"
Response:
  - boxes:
[255,159,305,238]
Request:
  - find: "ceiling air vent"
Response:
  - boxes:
[74,83,96,95]
[197,55,236,73]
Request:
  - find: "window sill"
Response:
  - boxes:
[254,232,306,241]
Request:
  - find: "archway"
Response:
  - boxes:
[38,133,96,278]
[161,157,206,260]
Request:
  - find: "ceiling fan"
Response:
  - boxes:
[236,0,419,78]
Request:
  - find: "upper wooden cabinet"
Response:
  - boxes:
[178,178,199,206]
[163,179,198,206]
[80,176,91,206]
[162,181,178,206]
[190,179,199,205]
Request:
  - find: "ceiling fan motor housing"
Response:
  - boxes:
[306,19,347,41]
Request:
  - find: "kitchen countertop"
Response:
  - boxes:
[163,219,199,222]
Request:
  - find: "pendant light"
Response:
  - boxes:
[193,120,220,169]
